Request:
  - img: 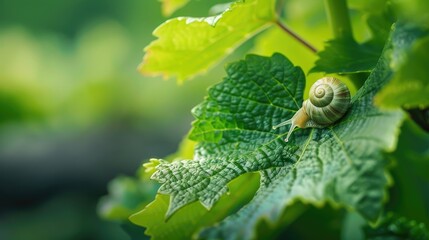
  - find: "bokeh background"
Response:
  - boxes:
[4,1,426,239]
[0,1,230,239]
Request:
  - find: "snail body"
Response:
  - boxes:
[273,77,351,142]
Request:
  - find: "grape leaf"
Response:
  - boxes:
[151,45,404,239]
[310,2,393,75]
[138,0,276,82]
[196,51,402,238]
[375,35,429,109]
[387,119,429,225]
[129,172,260,240]
[160,0,190,16]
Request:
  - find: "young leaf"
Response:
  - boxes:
[311,2,394,75]
[138,0,276,82]
[387,119,429,225]
[129,173,260,240]
[310,39,382,74]
[375,35,429,109]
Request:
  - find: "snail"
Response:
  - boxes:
[273,77,351,142]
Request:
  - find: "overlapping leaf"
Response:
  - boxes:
[311,3,393,75]
[130,173,259,240]
[139,0,275,82]
[386,120,429,226]
[375,35,429,109]
[310,39,382,74]
[159,53,305,219]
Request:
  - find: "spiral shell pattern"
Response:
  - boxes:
[303,77,351,126]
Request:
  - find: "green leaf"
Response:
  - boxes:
[375,35,429,109]
[311,1,394,75]
[387,119,429,226]
[160,0,190,16]
[139,0,276,82]
[310,39,383,74]
[129,173,260,240]
[342,119,429,240]
[363,213,429,240]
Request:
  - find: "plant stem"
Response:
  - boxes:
[324,0,354,40]
[275,20,318,54]
[324,0,368,89]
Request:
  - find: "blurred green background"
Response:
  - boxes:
[0,1,228,239]
[4,1,427,239]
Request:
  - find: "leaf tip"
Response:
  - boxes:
[164,199,180,220]
[143,158,163,177]
[137,54,158,78]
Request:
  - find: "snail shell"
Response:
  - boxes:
[273,77,351,142]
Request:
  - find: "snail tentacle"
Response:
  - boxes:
[273,107,310,142]
[272,119,293,130]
